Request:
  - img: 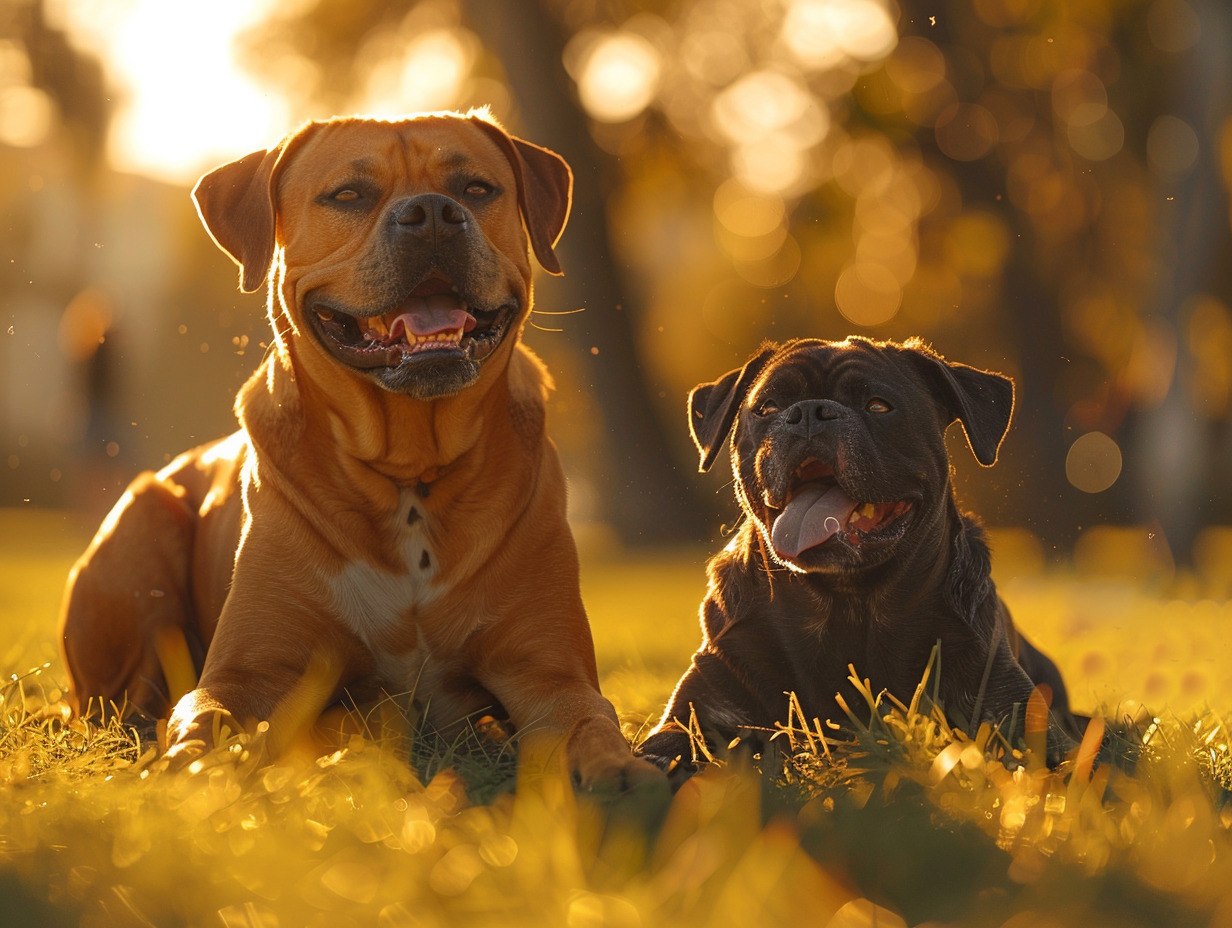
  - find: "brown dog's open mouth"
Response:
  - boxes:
[767,459,913,560]
[306,277,514,370]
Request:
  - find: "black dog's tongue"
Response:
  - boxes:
[771,483,859,558]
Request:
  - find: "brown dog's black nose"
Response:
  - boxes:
[783,399,845,437]
[391,194,468,243]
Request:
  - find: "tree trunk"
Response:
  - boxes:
[460,0,706,544]
[1125,0,1232,566]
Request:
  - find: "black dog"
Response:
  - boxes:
[638,336,1086,775]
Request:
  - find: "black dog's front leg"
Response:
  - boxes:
[956,648,1084,767]
[636,647,772,786]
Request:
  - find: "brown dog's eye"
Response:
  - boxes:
[753,399,781,416]
[866,398,893,413]
[331,188,361,202]
[464,181,494,198]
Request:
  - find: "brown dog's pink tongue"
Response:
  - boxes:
[389,294,477,341]
[771,483,859,558]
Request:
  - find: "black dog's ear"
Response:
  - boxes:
[905,347,1014,467]
[688,345,777,473]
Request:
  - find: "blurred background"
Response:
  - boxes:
[2,0,1232,583]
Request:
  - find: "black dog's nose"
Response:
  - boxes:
[783,399,844,436]
[391,194,468,243]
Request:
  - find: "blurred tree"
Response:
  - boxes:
[235,0,1232,559]
[3,0,110,171]
[1124,0,1232,563]
[0,0,119,509]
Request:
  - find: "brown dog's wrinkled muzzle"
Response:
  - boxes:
[298,185,530,397]
[305,276,514,370]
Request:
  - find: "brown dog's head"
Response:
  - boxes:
[689,337,1013,574]
[191,110,572,399]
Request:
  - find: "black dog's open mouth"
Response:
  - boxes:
[306,276,514,370]
[767,458,913,560]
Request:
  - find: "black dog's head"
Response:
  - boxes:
[689,337,1014,574]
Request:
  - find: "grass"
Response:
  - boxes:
[2,510,1232,927]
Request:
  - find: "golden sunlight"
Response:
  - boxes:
[50,0,288,183]
[0,44,54,148]
[780,0,898,71]
[361,27,477,116]
[569,29,663,124]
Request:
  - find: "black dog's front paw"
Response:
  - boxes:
[1044,719,1082,768]
[636,729,705,790]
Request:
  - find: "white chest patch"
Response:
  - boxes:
[328,488,439,650]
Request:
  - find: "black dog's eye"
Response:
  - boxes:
[866,398,893,413]
[753,398,781,416]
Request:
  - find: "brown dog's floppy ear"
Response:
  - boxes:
[689,345,778,473]
[192,143,289,293]
[472,118,573,276]
[905,345,1014,467]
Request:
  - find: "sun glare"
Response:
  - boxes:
[570,29,663,124]
[781,0,898,70]
[52,0,288,184]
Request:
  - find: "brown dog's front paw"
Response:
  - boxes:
[160,737,209,772]
[573,753,666,794]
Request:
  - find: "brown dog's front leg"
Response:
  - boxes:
[511,687,663,790]
[163,563,359,763]
[475,629,662,790]
[165,646,350,764]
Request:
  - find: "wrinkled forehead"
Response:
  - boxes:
[756,339,918,398]
[278,117,515,195]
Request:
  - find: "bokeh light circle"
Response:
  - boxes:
[576,32,662,123]
[780,0,898,69]
[835,262,902,326]
[1147,114,1199,180]
[1066,431,1123,494]
[935,103,1000,162]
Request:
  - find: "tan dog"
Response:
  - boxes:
[59,111,656,788]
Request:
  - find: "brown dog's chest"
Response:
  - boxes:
[325,486,441,645]
[320,485,505,721]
